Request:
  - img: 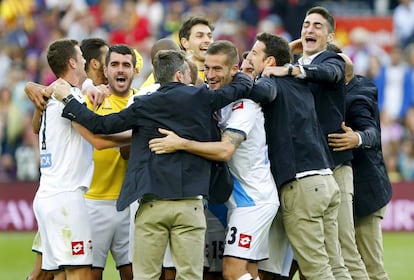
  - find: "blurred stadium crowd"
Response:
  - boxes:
[1,0,414,183]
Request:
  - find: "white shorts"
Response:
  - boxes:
[85,198,131,268]
[258,209,294,276]
[204,205,227,272]
[163,241,174,268]
[32,231,42,253]
[33,189,93,270]
[224,203,278,261]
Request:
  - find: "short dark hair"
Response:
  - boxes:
[47,39,79,77]
[153,50,188,84]
[105,44,136,68]
[178,16,214,48]
[206,40,239,67]
[306,6,335,33]
[80,38,108,72]
[256,32,291,66]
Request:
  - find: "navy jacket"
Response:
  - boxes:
[61,73,255,211]
[345,75,392,217]
[302,50,353,166]
[261,76,334,188]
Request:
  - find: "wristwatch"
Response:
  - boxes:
[62,94,75,105]
[287,64,294,76]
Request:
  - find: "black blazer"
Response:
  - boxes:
[262,76,334,188]
[302,50,353,166]
[345,75,392,217]
[61,73,255,211]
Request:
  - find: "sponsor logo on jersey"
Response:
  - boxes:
[71,241,85,255]
[232,101,244,111]
[40,153,52,168]
[238,233,252,248]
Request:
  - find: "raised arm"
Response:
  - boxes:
[25,82,50,111]
[32,108,42,134]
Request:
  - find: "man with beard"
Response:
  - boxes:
[49,48,260,280]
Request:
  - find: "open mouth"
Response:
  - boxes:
[208,80,220,89]
[305,37,317,43]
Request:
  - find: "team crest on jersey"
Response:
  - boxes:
[238,233,252,248]
[232,101,244,111]
[40,153,52,168]
[71,241,85,255]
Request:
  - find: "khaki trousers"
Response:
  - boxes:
[281,174,350,280]
[133,199,206,280]
[355,206,389,280]
[333,165,369,279]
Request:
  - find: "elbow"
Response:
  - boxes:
[220,153,232,162]
[93,143,107,150]
[219,148,236,162]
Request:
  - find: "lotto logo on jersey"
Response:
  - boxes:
[238,233,252,249]
[232,101,244,111]
[40,153,52,168]
[71,241,85,255]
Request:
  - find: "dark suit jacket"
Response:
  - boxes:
[345,75,392,217]
[262,76,334,188]
[302,50,353,166]
[61,73,255,210]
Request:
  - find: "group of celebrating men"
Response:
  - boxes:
[25,5,391,280]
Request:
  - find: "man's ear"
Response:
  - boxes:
[327,32,335,43]
[69,58,77,69]
[231,64,239,77]
[174,70,183,83]
[103,65,108,78]
[180,38,189,52]
[265,56,276,67]
[91,58,100,70]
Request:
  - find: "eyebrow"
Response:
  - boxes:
[304,20,324,26]
[194,31,212,36]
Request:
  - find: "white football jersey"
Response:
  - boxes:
[37,87,94,196]
[218,99,279,208]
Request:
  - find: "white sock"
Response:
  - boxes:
[237,273,254,280]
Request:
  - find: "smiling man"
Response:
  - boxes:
[257,6,362,280]
[179,16,214,81]
[297,7,368,280]
[148,40,279,280]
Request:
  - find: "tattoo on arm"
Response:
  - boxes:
[222,130,244,148]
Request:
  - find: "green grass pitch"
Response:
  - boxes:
[0,231,413,279]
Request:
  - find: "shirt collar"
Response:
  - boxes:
[298,50,325,65]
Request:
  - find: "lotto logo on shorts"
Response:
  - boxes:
[238,233,252,249]
[71,241,85,255]
[232,101,244,111]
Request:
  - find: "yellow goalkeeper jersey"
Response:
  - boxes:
[84,89,134,200]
